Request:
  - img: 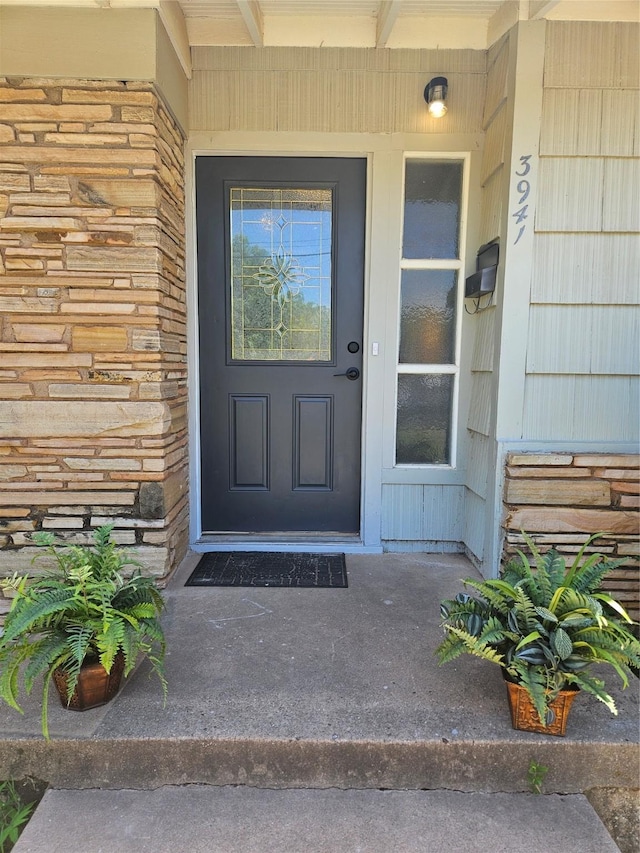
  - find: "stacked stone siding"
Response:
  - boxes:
[0,78,187,579]
[503,454,640,620]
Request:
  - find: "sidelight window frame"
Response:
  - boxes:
[393,152,470,469]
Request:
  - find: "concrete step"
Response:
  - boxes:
[0,554,637,795]
[1,730,638,794]
[12,786,622,853]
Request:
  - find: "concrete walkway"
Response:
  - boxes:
[1,552,637,851]
[13,786,622,853]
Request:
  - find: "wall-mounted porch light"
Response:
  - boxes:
[424,76,448,118]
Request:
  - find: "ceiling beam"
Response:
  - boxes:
[159,0,192,79]
[529,1,560,19]
[376,0,401,48]
[236,0,264,47]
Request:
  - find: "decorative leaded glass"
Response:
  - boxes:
[230,187,332,361]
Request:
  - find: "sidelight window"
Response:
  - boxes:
[395,157,465,466]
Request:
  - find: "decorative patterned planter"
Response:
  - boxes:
[504,678,579,737]
[53,653,125,711]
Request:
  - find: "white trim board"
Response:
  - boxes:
[186,131,484,553]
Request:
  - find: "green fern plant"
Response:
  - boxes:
[0,525,166,739]
[437,532,640,726]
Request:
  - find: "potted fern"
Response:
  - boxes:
[0,525,166,739]
[437,533,640,736]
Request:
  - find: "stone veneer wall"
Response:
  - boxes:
[0,78,187,579]
[503,453,640,621]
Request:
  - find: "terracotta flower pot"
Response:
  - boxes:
[504,677,579,737]
[53,652,125,711]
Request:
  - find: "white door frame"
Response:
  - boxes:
[185,131,483,553]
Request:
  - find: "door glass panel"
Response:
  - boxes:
[399,269,457,364]
[230,187,332,361]
[396,373,453,464]
[402,160,462,259]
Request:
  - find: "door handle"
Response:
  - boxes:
[333,367,360,380]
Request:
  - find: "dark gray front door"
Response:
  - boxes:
[196,156,366,534]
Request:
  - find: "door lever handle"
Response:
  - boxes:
[333,367,360,380]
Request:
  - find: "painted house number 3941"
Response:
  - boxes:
[512,154,532,245]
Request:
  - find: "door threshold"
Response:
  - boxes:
[194,533,382,554]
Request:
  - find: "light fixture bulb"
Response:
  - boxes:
[428,99,447,118]
[424,76,448,119]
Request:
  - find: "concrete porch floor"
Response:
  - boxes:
[0,551,637,793]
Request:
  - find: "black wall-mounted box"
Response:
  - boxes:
[465,238,499,298]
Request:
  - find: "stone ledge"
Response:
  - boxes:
[505,479,610,506]
[0,401,171,438]
[505,507,638,535]
[0,544,167,578]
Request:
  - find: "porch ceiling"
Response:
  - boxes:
[1,1,638,51]
[181,0,507,48]
[141,1,640,50]
[0,1,637,81]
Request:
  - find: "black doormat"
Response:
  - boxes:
[185,551,348,588]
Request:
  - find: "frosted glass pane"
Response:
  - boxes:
[399,269,457,364]
[403,160,462,259]
[396,374,453,464]
[230,187,332,361]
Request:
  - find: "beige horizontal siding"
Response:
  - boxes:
[481,100,507,183]
[483,35,508,126]
[603,159,640,232]
[479,167,503,244]
[470,307,496,373]
[540,88,639,157]
[467,372,493,437]
[536,158,604,232]
[539,89,602,156]
[602,90,640,157]
[523,376,639,442]
[466,431,491,499]
[524,21,639,444]
[531,234,640,305]
[545,22,640,89]
[191,45,487,73]
[527,306,639,375]
[189,46,486,133]
[190,67,485,133]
